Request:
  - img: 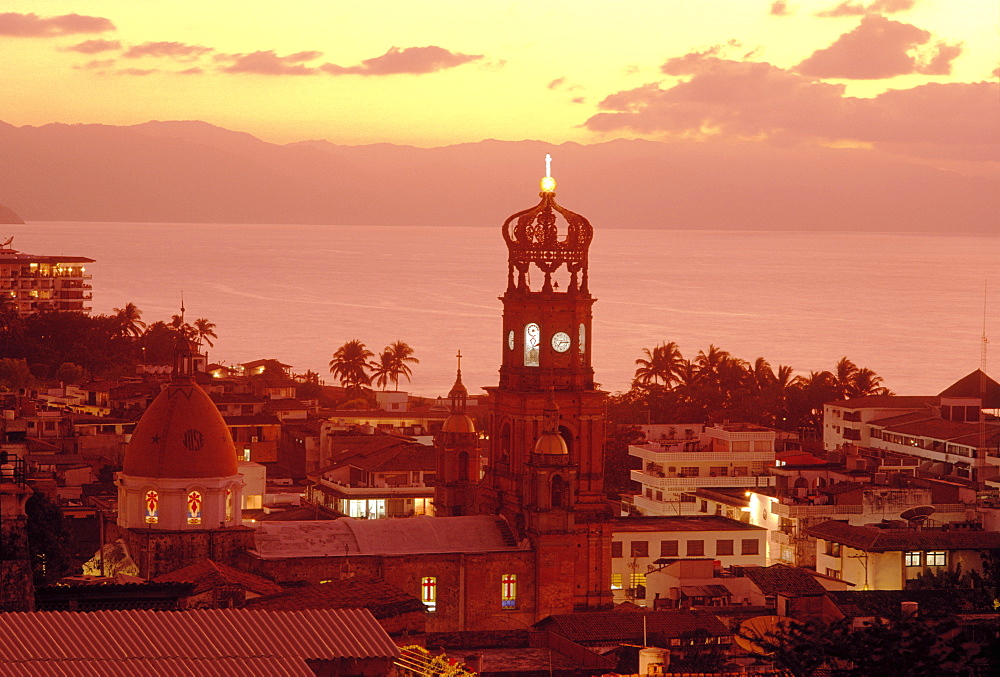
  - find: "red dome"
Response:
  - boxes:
[123,382,238,478]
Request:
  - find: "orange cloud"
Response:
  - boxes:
[124,42,213,60]
[217,50,322,75]
[796,15,960,79]
[65,39,121,54]
[816,0,915,17]
[585,53,997,160]
[320,46,482,75]
[770,1,791,16]
[72,59,116,71]
[0,12,114,36]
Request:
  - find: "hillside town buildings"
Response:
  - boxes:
[2,172,1000,674]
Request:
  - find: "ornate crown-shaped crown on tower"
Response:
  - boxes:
[502,154,593,295]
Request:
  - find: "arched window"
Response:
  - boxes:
[499,422,511,464]
[225,486,236,522]
[144,489,159,524]
[458,451,469,481]
[501,574,517,609]
[793,477,809,489]
[524,323,540,367]
[421,577,437,612]
[187,489,203,525]
[551,475,566,508]
[579,323,586,355]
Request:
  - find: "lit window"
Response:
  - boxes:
[630,573,647,599]
[187,490,203,525]
[225,488,234,522]
[611,573,623,590]
[524,323,540,367]
[578,323,586,354]
[144,489,159,524]
[904,551,921,567]
[421,577,437,612]
[501,574,517,609]
[926,551,946,567]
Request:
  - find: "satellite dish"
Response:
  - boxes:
[734,615,788,656]
[900,505,936,523]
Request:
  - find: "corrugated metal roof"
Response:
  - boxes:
[0,608,399,665]
[0,656,314,676]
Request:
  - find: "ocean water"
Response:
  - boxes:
[9,222,999,398]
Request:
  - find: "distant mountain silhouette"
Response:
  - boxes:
[0,119,995,232]
[0,202,24,224]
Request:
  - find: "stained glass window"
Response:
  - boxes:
[144,489,159,524]
[501,574,517,609]
[187,490,203,525]
[421,576,437,612]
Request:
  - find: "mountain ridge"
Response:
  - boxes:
[1,120,995,232]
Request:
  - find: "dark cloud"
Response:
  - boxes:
[72,59,116,70]
[124,42,213,60]
[320,46,482,75]
[816,0,914,17]
[795,15,960,79]
[217,50,322,75]
[0,12,114,36]
[584,52,997,160]
[64,39,121,54]
[770,1,790,16]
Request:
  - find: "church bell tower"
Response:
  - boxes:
[481,158,612,612]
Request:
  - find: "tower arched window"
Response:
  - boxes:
[524,323,540,367]
[551,474,566,508]
[458,451,469,481]
[144,488,159,524]
[225,485,236,522]
[579,323,586,355]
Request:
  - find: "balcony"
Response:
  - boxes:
[631,493,701,516]
[630,443,774,464]
[631,469,775,489]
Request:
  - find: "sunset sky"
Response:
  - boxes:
[2,0,997,166]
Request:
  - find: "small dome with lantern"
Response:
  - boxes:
[441,352,476,435]
[533,397,568,456]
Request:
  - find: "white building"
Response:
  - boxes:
[628,423,777,517]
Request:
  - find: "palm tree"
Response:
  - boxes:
[112,302,145,338]
[695,344,731,382]
[370,350,395,391]
[834,357,859,400]
[169,314,195,340]
[192,318,218,348]
[633,341,683,387]
[384,341,419,390]
[850,367,889,397]
[329,340,373,393]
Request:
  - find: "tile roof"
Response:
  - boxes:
[804,520,1000,552]
[0,608,399,665]
[246,578,426,618]
[938,369,1000,407]
[252,515,522,558]
[828,589,998,619]
[828,396,938,409]
[0,656,315,676]
[740,564,827,596]
[152,559,283,597]
[536,609,730,643]
[610,515,767,533]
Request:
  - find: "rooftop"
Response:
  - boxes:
[805,520,1000,552]
[535,609,730,644]
[246,578,426,618]
[252,515,522,559]
[611,515,766,534]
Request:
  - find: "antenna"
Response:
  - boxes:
[981,279,989,372]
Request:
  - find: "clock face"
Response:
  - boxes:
[508,330,514,350]
[552,331,571,353]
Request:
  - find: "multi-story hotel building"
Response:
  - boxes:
[628,423,777,516]
[0,239,93,316]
